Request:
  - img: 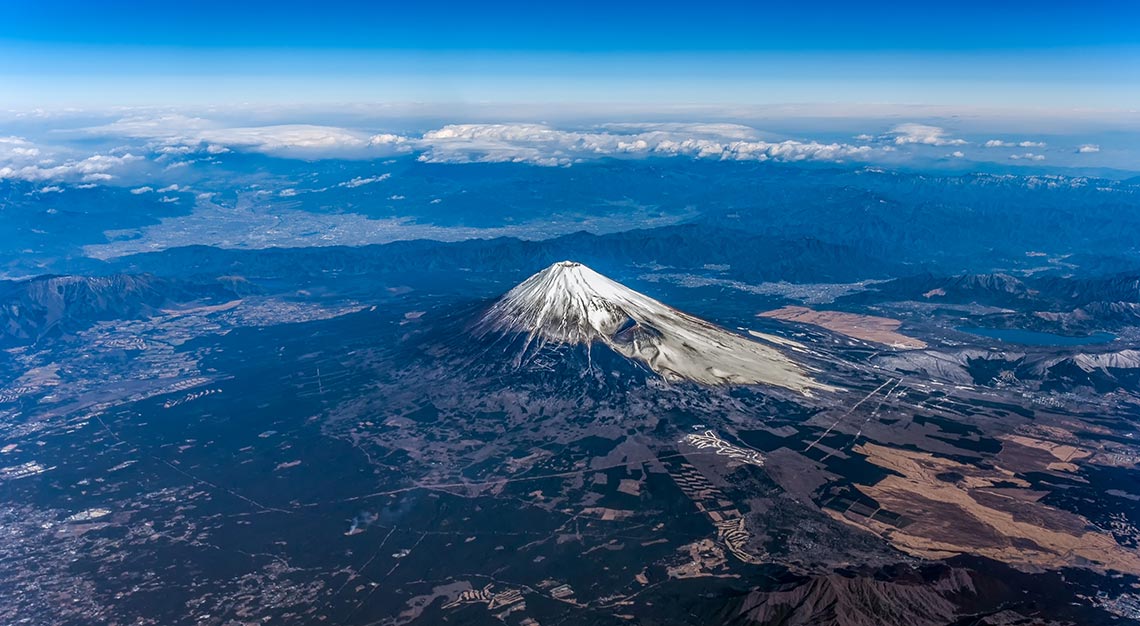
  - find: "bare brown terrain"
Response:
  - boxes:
[759,306,927,349]
[828,443,1140,574]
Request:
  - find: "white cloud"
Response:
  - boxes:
[156,184,181,193]
[415,123,874,166]
[887,123,967,146]
[0,135,146,184]
[130,186,154,194]
[0,136,41,158]
[197,125,372,152]
[337,173,391,188]
[0,146,142,183]
[1078,144,1101,153]
[368,134,409,146]
[84,115,413,158]
[986,139,1046,149]
[91,114,215,137]
[154,145,194,156]
[1009,153,1046,161]
[50,114,1098,171]
[0,136,45,166]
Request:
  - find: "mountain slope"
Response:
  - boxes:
[476,261,831,393]
[0,274,238,346]
[731,570,970,626]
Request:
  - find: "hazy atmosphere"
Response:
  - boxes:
[3,2,1140,625]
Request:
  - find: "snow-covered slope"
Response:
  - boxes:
[477,261,831,393]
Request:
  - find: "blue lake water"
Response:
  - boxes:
[956,326,1116,346]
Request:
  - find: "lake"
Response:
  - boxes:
[956,326,1116,346]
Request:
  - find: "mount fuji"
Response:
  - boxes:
[476,261,831,393]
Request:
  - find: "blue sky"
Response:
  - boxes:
[1,0,1138,108]
[3,1,1137,51]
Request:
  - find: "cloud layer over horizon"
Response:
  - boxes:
[0,112,1124,188]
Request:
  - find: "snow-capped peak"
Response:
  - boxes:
[482,261,660,344]
[477,261,831,393]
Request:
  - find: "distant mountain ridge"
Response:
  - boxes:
[841,271,1140,310]
[92,224,907,287]
[0,274,240,346]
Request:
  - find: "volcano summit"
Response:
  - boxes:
[477,261,828,392]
